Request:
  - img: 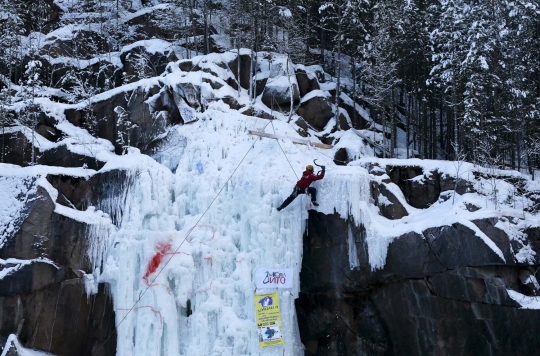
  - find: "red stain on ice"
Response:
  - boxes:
[143,241,171,283]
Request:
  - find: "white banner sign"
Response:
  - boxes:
[255,268,294,289]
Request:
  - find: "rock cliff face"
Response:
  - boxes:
[0,172,125,356]
[296,179,540,356]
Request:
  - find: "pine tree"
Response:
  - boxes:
[429,0,471,159]
[19,60,44,165]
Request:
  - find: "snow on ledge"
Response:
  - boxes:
[507,290,540,309]
[1,334,55,356]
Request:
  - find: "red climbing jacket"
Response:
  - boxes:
[296,169,325,188]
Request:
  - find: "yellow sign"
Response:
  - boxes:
[254,292,285,348]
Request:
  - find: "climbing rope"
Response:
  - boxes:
[270,119,299,180]
[96,119,274,353]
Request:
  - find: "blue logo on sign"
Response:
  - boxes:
[258,296,273,307]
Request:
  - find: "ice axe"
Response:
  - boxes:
[313,159,326,171]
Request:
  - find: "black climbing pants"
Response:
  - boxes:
[278,186,317,210]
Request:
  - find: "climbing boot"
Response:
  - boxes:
[277,206,282,211]
[311,201,319,206]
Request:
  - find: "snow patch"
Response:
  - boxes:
[507,290,540,309]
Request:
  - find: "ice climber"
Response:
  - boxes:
[277,164,325,211]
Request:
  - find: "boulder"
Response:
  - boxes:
[261,77,300,109]
[296,92,333,130]
[65,83,172,154]
[295,117,309,131]
[40,30,109,60]
[40,144,106,171]
[171,82,200,109]
[370,181,409,220]
[295,69,320,97]
[36,124,61,142]
[126,7,175,40]
[254,78,267,97]
[121,45,178,83]
[339,97,368,130]
[333,147,348,166]
[221,96,241,110]
[159,88,181,123]
[440,173,475,194]
[228,53,252,90]
[337,110,350,130]
[386,166,441,209]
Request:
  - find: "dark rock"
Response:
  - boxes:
[523,226,540,262]
[518,269,539,294]
[386,165,423,182]
[15,0,62,36]
[66,82,172,154]
[339,97,368,130]
[295,69,320,97]
[370,181,409,220]
[178,60,194,72]
[298,210,540,356]
[465,202,481,212]
[0,262,66,296]
[423,223,505,269]
[0,126,104,170]
[0,169,129,355]
[261,79,300,109]
[295,292,389,356]
[121,45,177,83]
[159,88,181,124]
[387,166,441,209]
[337,110,350,130]
[427,267,520,306]
[0,281,116,356]
[0,186,91,272]
[239,107,277,120]
[40,30,109,60]
[472,218,514,264]
[0,130,39,166]
[36,124,61,142]
[368,278,540,356]
[295,118,309,131]
[39,144,105,171]
[255,78,267,97]
[126,7,175,40]
[333,147,349,166]
[228,53,252,90]
[367,163,387,177]
[46,175,96,210]
[295,70,310,97]
[221,96,241,110]
[440,173,475,194]
[202,77,223,90]
[0,186,55,262]
[296,92,334,130]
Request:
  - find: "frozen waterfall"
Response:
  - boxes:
[89,109,375,355]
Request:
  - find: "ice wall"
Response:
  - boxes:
[90,107,376,355]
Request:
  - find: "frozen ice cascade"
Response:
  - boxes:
[88,108,379,355]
